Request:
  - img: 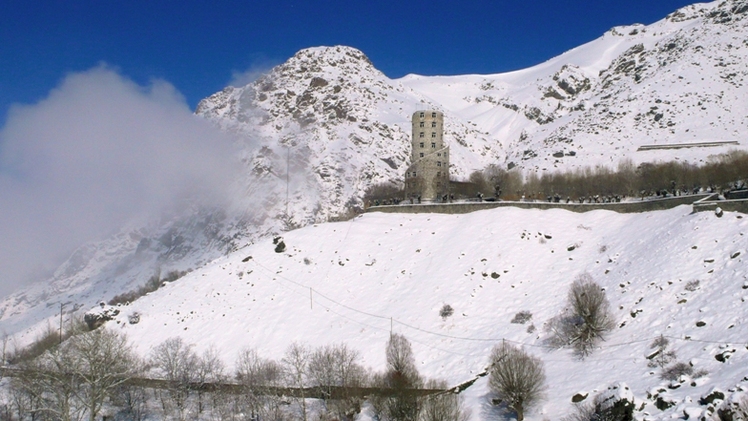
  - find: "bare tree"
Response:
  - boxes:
[418,379,470,421]
[282,342,310,421]
[113,383,150,421]
[15,342,82,421]
[66,329,141,421]
[235,348,284,421]
[548,273,615,357]
[194,345,226,415]
[7,368,47,421]
[307,343,367,421]
[372,334,423,421]
[488,342,546,421]
[647,335,676,369]
[150,337,199,420]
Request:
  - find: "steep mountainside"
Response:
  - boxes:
[1,0,747,367]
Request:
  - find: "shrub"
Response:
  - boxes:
[488,342,546,421]
[9,315,87,363]
[685,280,700,292]
[364,182,405,205]
[718,394,748,420]
[109,270,187,305]
[660,362,693,381]
[647,334,676,368]
[439,304,454,320]
[562,384,635,421]
[547,273,615,357]
[511,311,533,324]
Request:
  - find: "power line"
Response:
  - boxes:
[246,256,748,358]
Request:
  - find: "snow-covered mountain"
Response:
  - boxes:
[199,0,748,181]
[1,4,748,415]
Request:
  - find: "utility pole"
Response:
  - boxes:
[286,143,290,219]
[59,302,65,344]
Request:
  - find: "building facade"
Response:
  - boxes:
[404,110,450,202]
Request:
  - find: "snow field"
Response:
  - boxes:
[102,205,748,420]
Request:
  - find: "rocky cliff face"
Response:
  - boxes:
[2,0,747,343]
[196,46,501,226]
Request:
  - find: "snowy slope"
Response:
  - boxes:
[2,2,748,406]
[89,205,748,420]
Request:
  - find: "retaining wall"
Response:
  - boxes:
[368,194,714,215]
[692,196,748,214]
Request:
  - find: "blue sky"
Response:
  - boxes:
[1,0,698,121]
[0,0,704,295]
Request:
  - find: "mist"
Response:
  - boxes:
[0,66,237,298]
[228,59,278,88]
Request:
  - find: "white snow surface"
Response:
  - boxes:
[95,205,748,420]
[2,1,748,418]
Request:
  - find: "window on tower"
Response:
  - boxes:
[420,153,424,158]
[419,122,424,128]
[419,142,424,148]
[437,161,441,167]
[432,112,437,117]
[431,132,436,138]
[431,142,436,148]
[431,121,436,128]
[419,132,425,138]
[420,112,425,118]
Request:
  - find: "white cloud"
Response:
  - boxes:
[0,66,237,297]
[228,60,278,87]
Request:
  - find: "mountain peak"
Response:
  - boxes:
[291,45,374,67]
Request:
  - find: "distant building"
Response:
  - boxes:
[404,110,450,202]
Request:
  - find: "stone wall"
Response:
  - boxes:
[368,194,715,215]
[692,196,748,214]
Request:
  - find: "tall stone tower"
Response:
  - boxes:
[404,110,450,202]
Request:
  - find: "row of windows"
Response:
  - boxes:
[418,121,438,128]
[419,112,438,118]
[418,142,440,148]
[405,170,444,178]
[418,132,438,138]
[405,160,446,178]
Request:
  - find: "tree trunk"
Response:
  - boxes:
[515,402,524,421]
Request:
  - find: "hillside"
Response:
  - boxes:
[85,205,748,420]
[1,3,748,417]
